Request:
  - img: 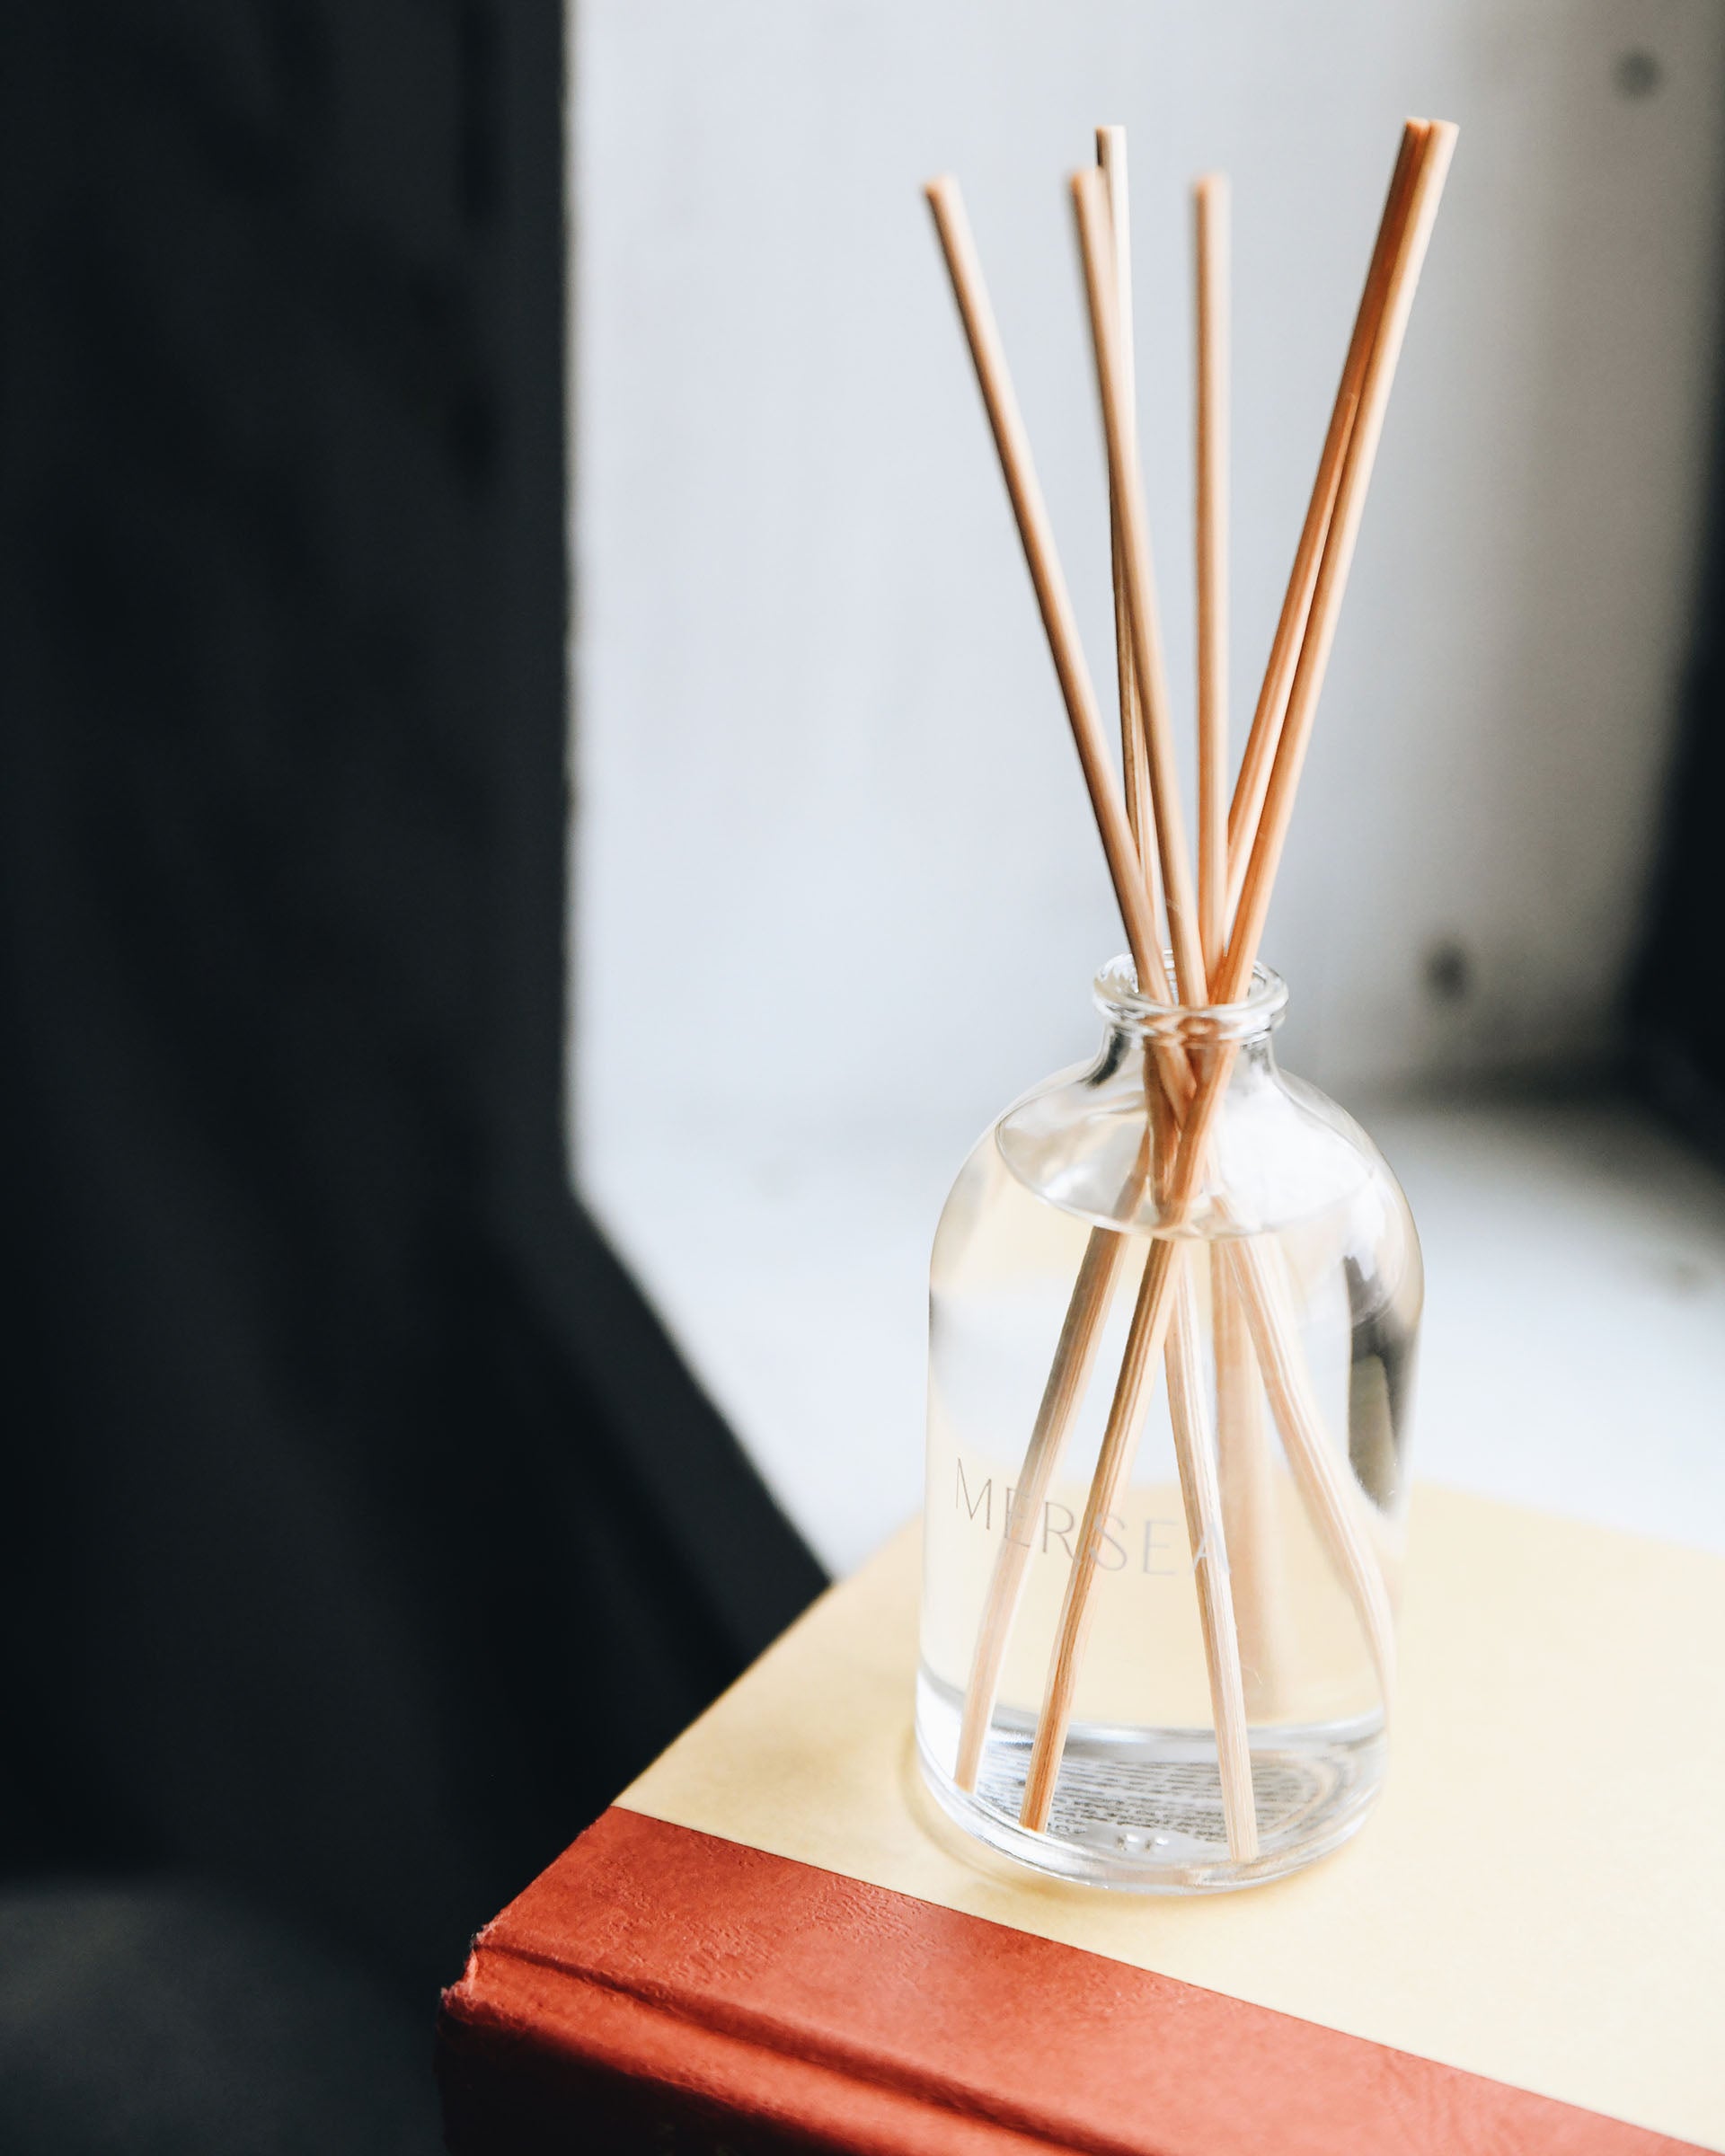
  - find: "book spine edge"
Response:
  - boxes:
[437,1941,1076,2156]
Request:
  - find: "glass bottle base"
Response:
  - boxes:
[916,1668,1385,1893]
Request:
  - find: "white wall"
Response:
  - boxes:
[567,2,1725,1564]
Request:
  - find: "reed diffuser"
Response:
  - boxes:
[916,119,1455,1890]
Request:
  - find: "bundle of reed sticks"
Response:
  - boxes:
[924,116,1456,1859]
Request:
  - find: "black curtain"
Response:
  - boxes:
[0,0,822,2047]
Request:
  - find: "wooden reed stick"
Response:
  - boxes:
[1190,175,1280,1748]
[1119,155,1257,1861]
[951,1194,1133,1790]
[923,177,1169,1004]
[951,1080,1186,1793]
[1022,119,1456,1830]
[925,175,1188,1793]
[950,139,1221,1805]
[1226,1235,1396,1700]
[1193,159,1287,1727]
[1097,127,1160,914]
[1020,1229,1180,1829]
[1224,120,1456,991]
[1194,172,1230,977]
[1181,119,1455,1666]
[1048,166,1256,1860]
[1212,1242,1283,1718]
[1071,170,1207,1009]
[1225,121,1425,921]
[1190,130,1431,1716]
[1166,1256,1258,1856]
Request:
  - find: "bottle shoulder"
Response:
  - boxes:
[980,1047,1412,1243]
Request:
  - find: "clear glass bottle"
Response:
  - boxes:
[916,955,1421,1891]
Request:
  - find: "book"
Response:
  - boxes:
[438,1487,1724,2152]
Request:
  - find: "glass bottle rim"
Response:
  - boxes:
[1092,950,1288,1042]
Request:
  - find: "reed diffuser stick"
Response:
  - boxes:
[952,137,1172,1796]
[1072,174,1207,1012]
[1192,170,1285,1731]
[942,144,1206,1801]
[1020,1233,1182,1830]
[1166,1251,1258,1854]
[1194,172,1230,976]
[1212,1243,1282,1718]
[923,177,1168,1001]
[1056,164,1258,1857]
[1108,148,1259,1857]
[1225,121,1425,919]
[925,175,1186,1795]
[1021,119,1455,1829]
[1226,1234,1397,1695]
[1097,127,1160,914]
[1196,150,1284,1710]
[1204,126,1430,1722]
[1225,121,1455,985]
[951,1209,1132,1791]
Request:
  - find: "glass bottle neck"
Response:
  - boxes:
[1100,1022,1282,1093]
[1092,951,1289,1080]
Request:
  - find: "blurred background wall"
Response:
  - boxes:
[570,1,1725,1571]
